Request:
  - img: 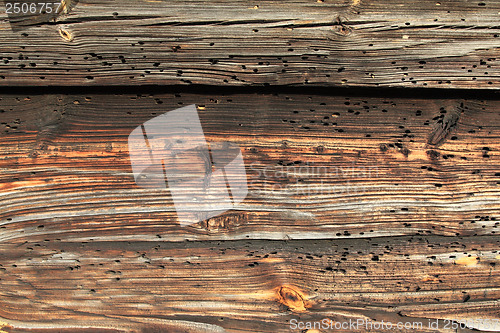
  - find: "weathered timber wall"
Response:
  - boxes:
[0,0,499,88]
[0,92,499,331]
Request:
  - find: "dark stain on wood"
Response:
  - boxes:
[428,102,463,146]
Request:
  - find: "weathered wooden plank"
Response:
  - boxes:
[0,92,499,242]
[0,0,500,88]
[0,236,498,332]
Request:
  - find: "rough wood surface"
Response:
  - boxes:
[0,0,500,88]
[0,236,498,332]
[0,91,499,331]
[0,93,500,333]
[1,92,500,241]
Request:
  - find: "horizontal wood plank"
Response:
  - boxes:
[0,0,500,87]
[0,236,499,332]
[0,92,499,242]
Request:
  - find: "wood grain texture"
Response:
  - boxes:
[0,91,499,332]
[1,92,500,242]
[0,0,500,88]
[0,236,499,332]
